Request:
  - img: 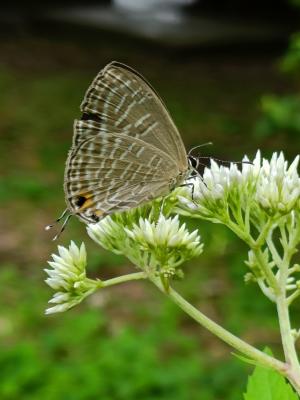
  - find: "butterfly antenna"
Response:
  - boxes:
[198,156,253,166]
[188,142,213,157]
[52,214,73,241]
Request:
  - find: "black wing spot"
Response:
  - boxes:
[75,195,87,207]
[91,214,100,222]
[81,112,104,123]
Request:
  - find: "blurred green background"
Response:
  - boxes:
[1,1,300,399]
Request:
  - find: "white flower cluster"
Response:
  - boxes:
[125,215,201,251]
[45,210,204,313]
[87,214,203,272]
[45,242,97,314]
[256,152,300,214]
[178,151,300,220]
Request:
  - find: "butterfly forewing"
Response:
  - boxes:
[79,62,187,171]
[64,62,189,223]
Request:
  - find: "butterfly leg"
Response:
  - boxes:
[179,182,196,203]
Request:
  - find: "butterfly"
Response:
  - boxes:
[47,62,200,238]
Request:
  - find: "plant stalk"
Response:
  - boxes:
[276,292,300,394]
[101,272,147,288]
[150,276,287,375]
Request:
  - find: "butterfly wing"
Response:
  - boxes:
[79,61,188,172]
[65,120,181,223]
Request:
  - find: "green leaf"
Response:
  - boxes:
[244,360,298,400]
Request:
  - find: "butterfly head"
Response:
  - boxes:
[188,155,201,172]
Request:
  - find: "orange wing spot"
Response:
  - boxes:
[74,192,94,210]
[78,191,93,199]
[94,209,104,217]
[79,198,94,211]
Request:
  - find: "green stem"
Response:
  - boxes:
[272,217,300,394]
[277,295,300,367]
[276,294,300,394]
[288,264,300,276]
[279,224,288,248]
[275,231,300,392]
[227,217,280,293]
[266,236,282,268]
[287,289,300,306]
[150,276,287,375]
[255,218,274,247]
[257,278,275,302]
[230,203,245,229]
[244,203,251,236]
[252,247,280,294]
[101,272,147,288]
[226,220,253,244]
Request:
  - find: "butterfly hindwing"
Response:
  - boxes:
[65,121,180,222]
